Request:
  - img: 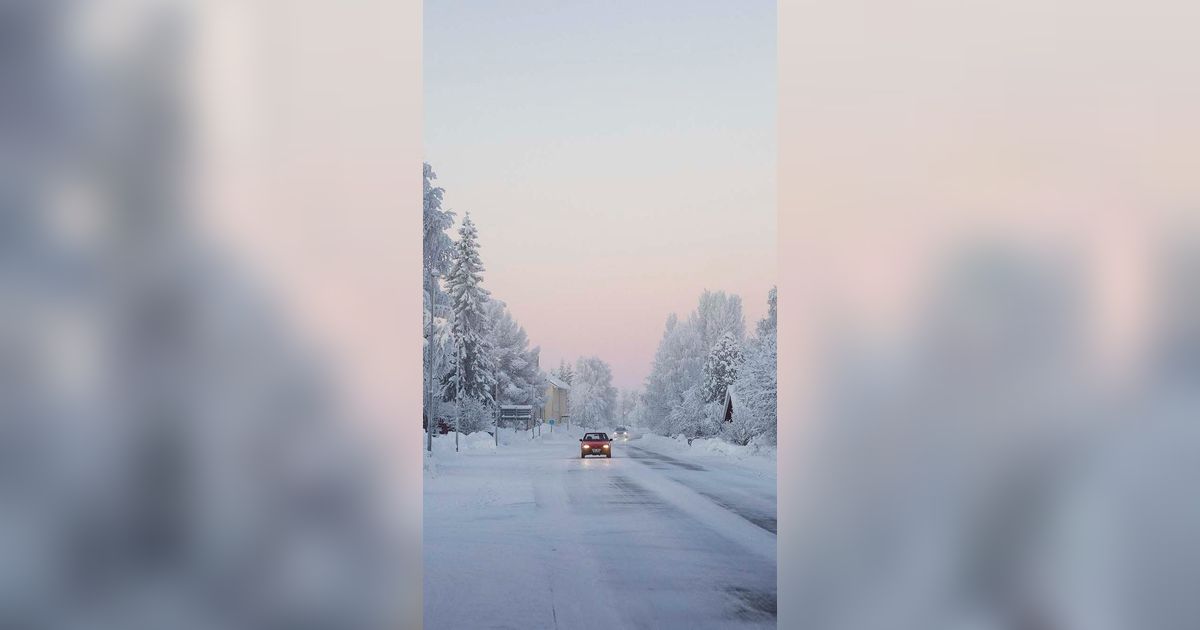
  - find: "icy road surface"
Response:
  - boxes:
[424,430,777,630]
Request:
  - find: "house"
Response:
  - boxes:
[542,375,571,429]
[720,390,737,423]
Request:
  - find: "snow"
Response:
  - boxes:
[424,427,777,629]
[633,433,776,473]
[430,430,497,453]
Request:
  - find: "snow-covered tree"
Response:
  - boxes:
[703,331,744,403]
[642,290,743,436]
[455,396,495,434]
[423,163,456,428]
[554,359,575,385]
[571,357,617,427]
[727,332,777,445]
[423,162,455,311]
[642,314,681,432]
[628,393,649,429]
[757,285,777,338]
[442,213,496,408]
[617,389,639,426]
[695,289,746,350]
[486,299,547,408]
[667,384,722,439]
[727,286,778,445]
[642,312,704,435]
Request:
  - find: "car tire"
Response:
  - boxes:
[606,453,612,458]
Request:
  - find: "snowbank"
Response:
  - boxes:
[690,437,776,461]
[430,430,497,453]
[635,433,691,453]
[635,432,777,468]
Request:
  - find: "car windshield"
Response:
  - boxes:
[584,433,606,441]
[615,427,626,432]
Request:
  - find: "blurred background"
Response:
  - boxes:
[779,1,1200,629]
[0,1,421,628]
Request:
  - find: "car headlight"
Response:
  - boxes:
[603,444,610,449]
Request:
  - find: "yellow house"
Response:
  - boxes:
[542,375,570,429]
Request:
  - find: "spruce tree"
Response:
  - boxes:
[443,213,496,407]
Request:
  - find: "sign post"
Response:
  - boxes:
[498,405,533,443]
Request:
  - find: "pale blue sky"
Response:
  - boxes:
[424,0,776,390]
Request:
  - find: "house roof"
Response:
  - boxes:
[546,375,570,390]
[721,390,738,419]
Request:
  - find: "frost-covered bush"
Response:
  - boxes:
[721,406,759,446]
[454,397,495,434]
[666,385,722,438]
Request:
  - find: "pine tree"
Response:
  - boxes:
[442,213,496,408]
[703,331,743,403]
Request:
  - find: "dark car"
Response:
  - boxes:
[580,432,612,458]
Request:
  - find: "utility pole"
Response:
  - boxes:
[454,315,461,453]
[425,260,436,453]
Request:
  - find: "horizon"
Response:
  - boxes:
[424,0,777,390]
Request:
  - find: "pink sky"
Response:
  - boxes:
[425,1,777,391]
[432,163,777,391]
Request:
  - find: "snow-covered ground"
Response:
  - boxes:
[423,427,777,629]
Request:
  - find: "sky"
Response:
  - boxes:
[424,0,777,390]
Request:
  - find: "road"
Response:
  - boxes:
[423,430,777,630]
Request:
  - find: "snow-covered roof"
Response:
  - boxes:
[499,404,533,410]
[721,390,737,420]
[546,375,570,390]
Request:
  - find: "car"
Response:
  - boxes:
[612,427,630,441]
[580,432,612,458]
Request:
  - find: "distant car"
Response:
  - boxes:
[612,427,630,441]
[580,432,612,458]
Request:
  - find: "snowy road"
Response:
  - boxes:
[424,430,777,630]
